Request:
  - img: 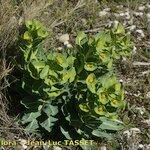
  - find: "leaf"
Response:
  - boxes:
[67,56,76,66]
[43,104,58,116]
[84,62,97,71]
[69,67,76,83]
[32,61,45,72]
[34,20,42,30]
[20,97,41,110]
[107,60,113,69]
[25,20,34,30]
[62,68,76,83]
[25,119,39,132]
[37,28,48,38]
[99,117,125,131]
[101,75,117,89]
[110,99,125,108]
[40,116,58,132]
[47,91,63,98]
[115,23,125,34]
[115,83,121,92]
[56,53,68,68]
[76,31,87,46]
[40,65,49,79]
[22,112,41,124]
[23,31,32,41]
[99,93,109,105]
[96,32,111,53]
[92,129,113,140]
[80,144,98,150]
[79,103,89,112]
[94,106,106,116]
[60,126,72,139]
[86,73,97,93]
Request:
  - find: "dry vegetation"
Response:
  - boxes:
[0,0,149,149]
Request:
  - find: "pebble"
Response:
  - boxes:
[146,13,150,22]
[100,145,107,150]
[133,12,143,17]
[129,128,141,133]
[146,91,150,98]
[59,34,69,43]
[53,146,62,150]
[136,29,145,38]
[99,10,109,17]
[138,6,145,11]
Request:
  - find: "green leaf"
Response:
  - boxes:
[101,75,117,89]
[99,117,125,131]
[80,143,98,150]
[110,99,125,108]
[86,73,97,93]
[25,119,39,132]
[69,67,76,83]
[37,28,48,38]
[92,129,113,140]
[43,104,58,116]
[67,56,76,66]
[116,23,125,34]
[40,65,49,79]
[33,20,43,30]
[32,61,45,72]
[60,126,72,139]
[40,116,58,132]
[99,93,109,105]
[94,106,107,116]
[23,31,32,41]
[84,62,97,71]
[76,31,87,46]
[115,83,121,92]
[79,103,89,112]
[62,68,76,83]
[25,20,34,30]
[22,112,41,124]
[56,53,68,68]
[47,90,63,98]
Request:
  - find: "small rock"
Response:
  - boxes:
[103,8,111,12]
[146,91,150,98]
[18,139,28,149]
[66,43,73,48]
[100,145,107,150]
[57,47,63,51]
[133,12,143,17]
[138,6,145,11]
[139,144,144,149]
[135,106,145,115]
[53,146,62,150]
[64,41,69,45]
[99,11,108,17]
[146,4,150,8]
[59,34,69,43]
[146,13,150,22]
[130,128,141,133]
[129,25,136,31]
[114,13,120,17]
[123,130,131,139]
[136,29,145,38]
[145,144,150,149]
[141,119,150,126]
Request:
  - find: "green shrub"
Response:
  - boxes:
[17,20,133,140]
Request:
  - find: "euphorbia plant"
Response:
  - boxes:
[17,20,133,141]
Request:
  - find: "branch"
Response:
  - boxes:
[132,61,150,66]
